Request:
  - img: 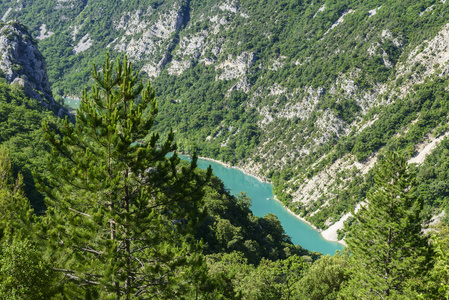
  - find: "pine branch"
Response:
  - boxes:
[54,268,101,285]
[74,246,103,256]
[69,207,92,218]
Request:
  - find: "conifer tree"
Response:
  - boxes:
[0,147,59,298]
[343,152,433,299]
[0,146,34,242]
[36,55,211,298]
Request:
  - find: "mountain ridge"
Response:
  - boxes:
[2,0,449,240]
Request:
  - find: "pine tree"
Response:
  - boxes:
[36,55,211,298]
[0,146,34,242]
[343,152,433,299]
[0,147,59,298]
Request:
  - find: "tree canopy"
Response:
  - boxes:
[36,55,212,298]
[344,152,433,298]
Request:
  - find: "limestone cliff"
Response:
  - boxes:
[0,21,67,117]
[1,0,449,237]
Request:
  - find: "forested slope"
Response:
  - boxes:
[0,14,449,298]
[2,0,449,236]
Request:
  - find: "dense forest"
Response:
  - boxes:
[0,54,447,299]
[1,0,449,233]
[1,0,449,298]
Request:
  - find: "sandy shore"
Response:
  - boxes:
[193,154,346,246]
[195,155,271,184]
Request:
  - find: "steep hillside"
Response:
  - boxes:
[3,0,449,240]
[0,21,69,212]
[0,21,68,116]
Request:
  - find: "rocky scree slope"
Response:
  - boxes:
[2,0,449,240]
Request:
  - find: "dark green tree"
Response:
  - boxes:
[36,55,211,298]
[0,147,60,299]
[0,146,34,242]
[0,237,59,299]
[343,152,433,299]
[297,251,349,300]
[255,255,309,300]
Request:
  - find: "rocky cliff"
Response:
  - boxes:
[1,0,449,240]
[0,21,67,117]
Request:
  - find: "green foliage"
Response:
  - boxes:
[250,255,309,300]
[206,252,310,300]
[297,251,350,300]
[206,251,255,299]
[414,137,449,210]
[36,55,212,298]
[4,0,449,229]
[0,237,59,299]
[0,79,59,212]
[0,146,34,242]
[198,177,315,265]
[424,224,449,299]
[343,152,433,298]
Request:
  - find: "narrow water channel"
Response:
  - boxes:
[64,95,344,255]
[179,154,344,255]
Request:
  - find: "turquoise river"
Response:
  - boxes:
[64,98,344,255]
[179,154,344,255]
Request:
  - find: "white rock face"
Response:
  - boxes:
[200,57,216,65]
[2,7,12,22]
[381,29,402,47]
[273,87,318,121]
[179,32,207,57]
[209,14,229,34]
[324,10,354,35]
[36,24,54,40]
[408,131,449,165]
[227,77,251,93]
[141,63,159,78]
[313,4,326,18]
[419,4,435,16]
[168,60,191,75]
[55,0,77,10]
[268,57,286,71]
[114,3,184,62]
[73,34,93,54]
[215,52,256,80]
[0,22,57,108]
[115,8,153,35]
[322,203,362,243]
[368,6,381,17]
[219,0,238,13]
[72,25,80,41]
[396,21,449,95]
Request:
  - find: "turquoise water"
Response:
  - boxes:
[63,98,80,110]
[179,154,344,255]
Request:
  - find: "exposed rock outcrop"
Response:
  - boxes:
[0,21,68,117]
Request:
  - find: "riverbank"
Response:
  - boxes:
[191,154,271,184]
[191,153,346,246]
[272,195,346,246]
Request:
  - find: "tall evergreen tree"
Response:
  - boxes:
[36,55,211,298]
[343,152,433,299]
[0,146,34,242]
